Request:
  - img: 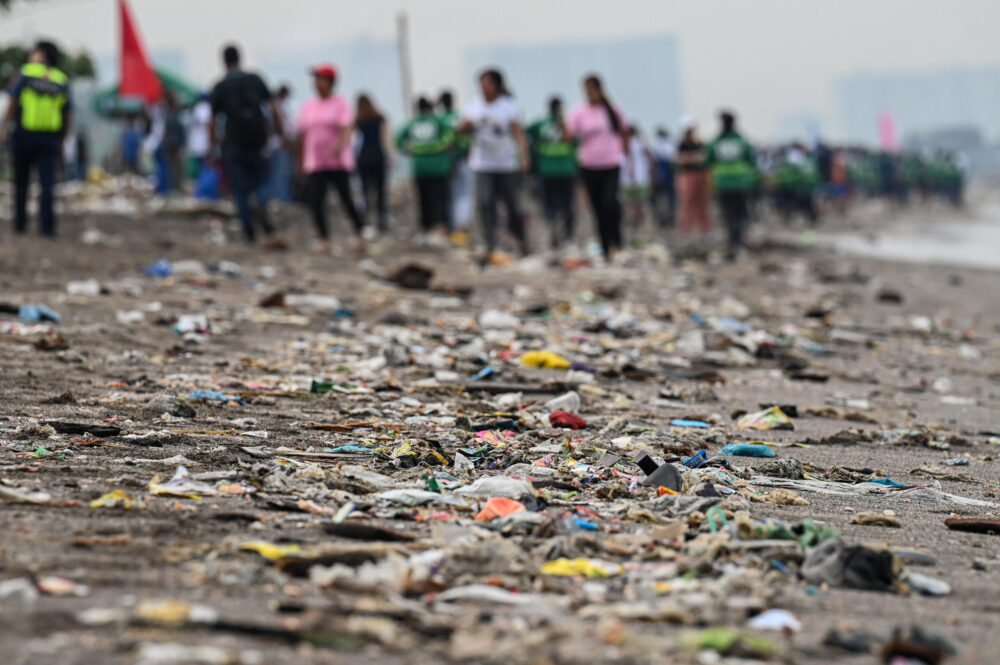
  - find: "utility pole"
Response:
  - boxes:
[396,12,413,118]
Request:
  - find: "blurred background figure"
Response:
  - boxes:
[650,126,676,226]
[395,95,454,241]
[568,74,627,260]
[459,68,531,264]
[209,43,285,245]
[121,113,144,174]
[675,116,710,243]
[186,93,212,182]
[162,92,187,193]
[621,124,652,230]
[355,92,392,232]
[438,89,472,244]
[526,96,577,250]
[263,83,293,203]
[1,39,71,237]
[295,63,364,253]
[707,109,757,260]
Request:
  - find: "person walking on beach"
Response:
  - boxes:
[706,109,756,260]
[650,126,676,226]
[438,90,472,244]
[526,96,577,249]
[355,93,391,232]
[458,68,531,265]
[396,96,454,240]
[209,44,286,245]
[263,84,293,203]
[566,74,628,261]
[675,116,711,243]
[620,125,652,231]
[1,40,71,237]
[295,63,365,254]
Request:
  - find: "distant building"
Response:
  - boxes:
[837,68,1000,144]
[463,35,682,134]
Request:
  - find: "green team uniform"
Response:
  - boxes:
[525,115,576,178]
[707,130,757,253]
[706,131,756,192]
[439,110,469,158]
[395,114,455,176]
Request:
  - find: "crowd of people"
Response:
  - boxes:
[2,40,968,264]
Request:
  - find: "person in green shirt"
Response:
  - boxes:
[396,96,455,236]
[706,110,756,260]
[526,97,577,248]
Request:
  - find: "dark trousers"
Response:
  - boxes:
[579,166,622,257]
[306,169,363,239]
[415,175,448,232]
[223,148,273,241]
[12,131,59,236]
[358,161,388,230]
[475,171,526,254]
[541,175,576,246]
[717,190,749,250]
[653,160,676,226]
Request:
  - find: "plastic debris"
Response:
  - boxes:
[736,406,795,430]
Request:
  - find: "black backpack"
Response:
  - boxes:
[227,74,268,152]
[162,113,186,152]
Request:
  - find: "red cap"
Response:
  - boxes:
[311,63,337,80]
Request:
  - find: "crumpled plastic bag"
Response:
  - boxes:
[474,497,526,522]
[540,557,622,578]
[736,406,795,431]
[800,538,899,592]
[520,350,571,370]
[149,466,218,499]
[89,490,137,509]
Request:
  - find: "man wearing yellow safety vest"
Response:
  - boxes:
[1,41,72,237]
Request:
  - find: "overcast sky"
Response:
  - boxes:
[2,0,998,138]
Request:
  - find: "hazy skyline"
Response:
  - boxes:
[2,0,998,139]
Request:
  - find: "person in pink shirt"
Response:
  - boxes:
[566,74,629,259]
[296,63,364,253]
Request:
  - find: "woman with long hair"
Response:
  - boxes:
[566,74,629,260]
[355,93,391,231]
[458,68,531,265]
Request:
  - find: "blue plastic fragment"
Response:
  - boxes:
[471,367,496,380]
[719,443,776,457]
[867,477,907,487]
[671,419,710,429]
[144,258,173,278]
[573,518,598,531]
[18,304,61,323]
[326,445,373,454]
[188,390,244,404]
[682,450,709,469]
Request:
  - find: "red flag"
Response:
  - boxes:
[119,0,162,103]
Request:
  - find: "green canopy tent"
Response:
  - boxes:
[92,67,202,116]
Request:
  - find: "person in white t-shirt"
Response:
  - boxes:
[457,68,531,264]
[187,95,212,179]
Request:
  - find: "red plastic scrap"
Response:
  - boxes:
[549,410,587,429]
